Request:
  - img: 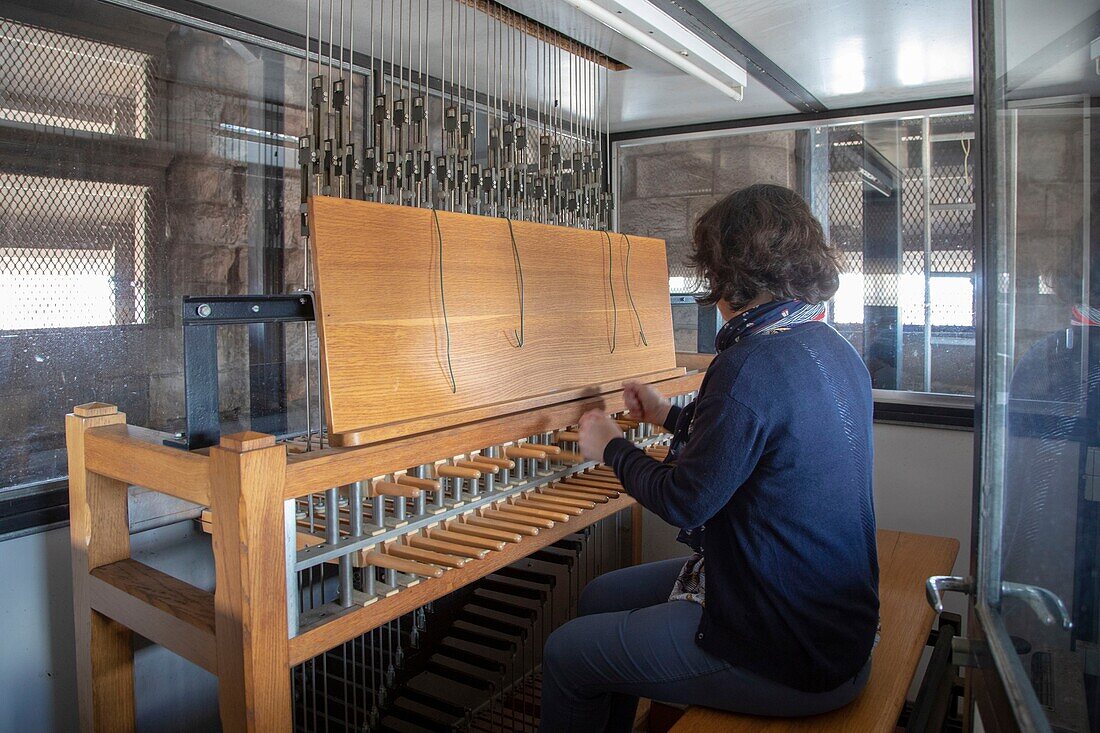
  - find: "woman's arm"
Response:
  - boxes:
[603,391,766,528]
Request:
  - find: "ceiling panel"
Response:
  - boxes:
[190,0,798,131]
[498,0,796,131]
[701,0,973,107]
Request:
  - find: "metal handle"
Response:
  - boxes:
[1001,582,1073,630]
[926,575,973,613]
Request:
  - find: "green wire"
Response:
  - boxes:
[622,234,649,347]
[432,208,457,394]
[603,230,617,354]
[505,217,525,348]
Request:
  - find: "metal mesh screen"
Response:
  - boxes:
[0,19,156,138]
[0,174,152,329]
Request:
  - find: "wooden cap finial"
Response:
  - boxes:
[219,431,277,452]
[73,402,118,417]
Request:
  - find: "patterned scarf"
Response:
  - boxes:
[669,299,828,607]
[1072,304,1100,327]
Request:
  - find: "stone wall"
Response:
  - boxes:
[616,130,803,350]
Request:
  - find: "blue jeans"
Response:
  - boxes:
[538,558,870,732]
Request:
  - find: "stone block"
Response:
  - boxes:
[634,150,714,198]
[217,324,249,370]
[619,196,688,238]
[171,241,240,284]
[148,373,185,427]
[169,201,250,247]
[674,327,698,352]
[715,143,794,192]
[218,367,250,420]
[672,303,699,330]
[167,159,244,207]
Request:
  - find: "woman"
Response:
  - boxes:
[538,184,879,732]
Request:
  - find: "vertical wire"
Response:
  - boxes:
[348,1,356,201]
[303,0,313,451]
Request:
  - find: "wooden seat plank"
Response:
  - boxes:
[670,529,959,733]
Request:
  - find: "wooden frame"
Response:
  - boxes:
[66,370,704,731]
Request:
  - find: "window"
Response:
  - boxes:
[616,110,976,397]
[0,175,152,329]
[0,19,154,138]
[0,4,317,502]
[814,113,976,395]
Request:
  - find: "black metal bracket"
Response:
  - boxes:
[906,612,964,732]
[166,293,315,450]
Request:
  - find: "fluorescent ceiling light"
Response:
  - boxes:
[563,0,746,101]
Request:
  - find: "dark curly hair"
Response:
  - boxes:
[689,184,840,309]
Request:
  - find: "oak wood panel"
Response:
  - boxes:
[283,370,704,497]
[89,559,217,674]
[669,530,960,733]
[289,494,636,665]
[84,423,211,506]
[209,435,292,732]
[327,368,686,447]
[66,405,136,733]
[308,197,678,443]
[675,352,716,372]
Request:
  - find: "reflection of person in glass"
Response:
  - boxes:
[537,185,880,732]
[1002,226,1098,728]
[865,315,898,388]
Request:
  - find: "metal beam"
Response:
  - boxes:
[649,0,825,113]
[610,95,974,143]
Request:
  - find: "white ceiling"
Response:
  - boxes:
[202,0,982,131]
[701,0,974,107]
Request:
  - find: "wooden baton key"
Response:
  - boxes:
[482,507,554,529]
[466,514,539,536]
[408,535,490,559]
[388,544,468,569]
[428,527,506,551]
[364,551,444,579]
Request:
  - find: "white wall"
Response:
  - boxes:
[641,422,974,618]
[0,522,220,733]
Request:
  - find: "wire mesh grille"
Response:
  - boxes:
[0,174,152,330]
[0,18,156,138]
[825,122,975,327]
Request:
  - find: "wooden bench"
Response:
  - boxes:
[670,529,960,733]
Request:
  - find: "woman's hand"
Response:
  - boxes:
[578,409,624,462]
[622,380,672,426]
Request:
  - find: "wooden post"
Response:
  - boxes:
[209,431,292,732]
[66,402,135,733]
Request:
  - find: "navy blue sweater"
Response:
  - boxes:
[604,321,879,693]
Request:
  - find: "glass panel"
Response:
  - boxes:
[977,0,1099,728]
[0,3,356,497]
